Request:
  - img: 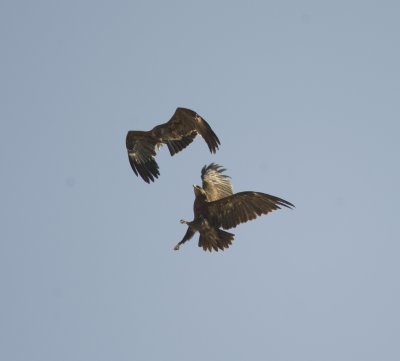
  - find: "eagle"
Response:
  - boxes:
[126,107,220,183]
[174,163,294,252]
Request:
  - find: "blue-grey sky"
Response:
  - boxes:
[1,1,400,360]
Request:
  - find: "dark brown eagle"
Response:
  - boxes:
[174,163,295,252]
[126,107,220,183]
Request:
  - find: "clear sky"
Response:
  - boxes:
[1,1,400,360]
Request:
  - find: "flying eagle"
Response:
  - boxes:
[174,163,294,252]
[126,107,220,183]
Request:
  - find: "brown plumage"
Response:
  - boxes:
[126,107,220,183]
[174,163,294,252]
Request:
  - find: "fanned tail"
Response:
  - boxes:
[199,228,235,252]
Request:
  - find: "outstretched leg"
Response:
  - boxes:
[174,227,195,251]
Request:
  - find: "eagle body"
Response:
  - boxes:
[126,107,220,183]
[174,163,294,252]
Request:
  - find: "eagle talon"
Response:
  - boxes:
[180,219,187,224]
[174,244,180,251]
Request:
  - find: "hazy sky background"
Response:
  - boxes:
[1,1,400,360]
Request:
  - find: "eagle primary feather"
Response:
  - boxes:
[126,107,220,183]
[174,163,294,252]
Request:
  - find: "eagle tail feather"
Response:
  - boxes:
[199,229,234,252]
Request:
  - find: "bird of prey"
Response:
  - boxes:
[126,107,220,183]
[174,163,294,252]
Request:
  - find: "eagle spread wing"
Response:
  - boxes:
[163,108,220,155]
[126,107,220,183]
[201,163,233,201]
[207,191,295,230]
